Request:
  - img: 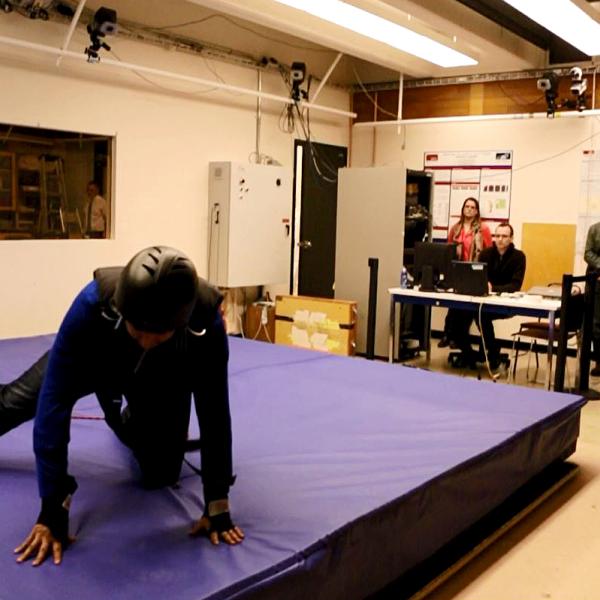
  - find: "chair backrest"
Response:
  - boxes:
[563,291,585,333]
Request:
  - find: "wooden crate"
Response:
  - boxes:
[275,295,357,356]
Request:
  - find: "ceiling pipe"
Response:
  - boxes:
[56,0,87,67]
[311,52,343,103]
[0,34,357,119]
[354,109,600,127]
[255,68,262,160]
[396,72,403,137]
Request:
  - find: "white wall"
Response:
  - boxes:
[351,114,600,335]
[0,16,350,338]
[352,116,600,243]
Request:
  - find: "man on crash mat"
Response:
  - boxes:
[0,245,243,566]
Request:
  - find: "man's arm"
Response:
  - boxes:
[190,311,243,545]
[584,224,600,270]
[15,284,96,566]
[98,196,108,235]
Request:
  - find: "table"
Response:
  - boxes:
[388,287,562,389]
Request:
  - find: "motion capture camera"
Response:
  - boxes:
[290,61,306,101]
[92,6,117,35]
[537,71,559,117]
[569,67,587,95]
[85,6,118,63]
[569,66,588,111]
[290,62,306,84]
[536,71,558,92]
[1,0,52,18]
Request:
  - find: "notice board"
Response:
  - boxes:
[424,149,513,240]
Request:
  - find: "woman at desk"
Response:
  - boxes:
[438,197,492,348]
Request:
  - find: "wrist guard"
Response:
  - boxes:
[36,477,77,545]
[208,511,235,534]
[204,499,234,534]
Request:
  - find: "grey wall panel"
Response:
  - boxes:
[335,167,405,357]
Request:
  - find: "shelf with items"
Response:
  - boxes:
[0,150,16,211]
[16,154,41,234]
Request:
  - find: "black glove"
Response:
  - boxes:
[36,476,77,545]
[204,498,235,534]
[207,511,235,535]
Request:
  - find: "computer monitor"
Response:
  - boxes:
[414,242,456,291]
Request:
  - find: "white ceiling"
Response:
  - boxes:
[51,0,600,86]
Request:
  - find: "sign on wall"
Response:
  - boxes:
[424,150,513,240]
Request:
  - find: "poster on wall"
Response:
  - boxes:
[576,149,600,273]
[424,150,513,240]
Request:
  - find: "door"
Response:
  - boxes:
[292,139,347,298]
[335,166,406,357]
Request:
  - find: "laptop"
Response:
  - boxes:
[452,261,488,296]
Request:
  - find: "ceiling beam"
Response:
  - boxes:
[455,0,589,63]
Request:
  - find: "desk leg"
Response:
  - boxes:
[546,312,555,390]
[389,296,396,364]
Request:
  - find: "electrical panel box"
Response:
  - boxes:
[208,162,292,287]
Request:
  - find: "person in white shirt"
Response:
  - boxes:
[85,181,108,238]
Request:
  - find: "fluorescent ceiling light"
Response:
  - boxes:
[501,0,600,56]
[271,0,477,68]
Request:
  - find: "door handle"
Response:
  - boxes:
[298,240,312,249]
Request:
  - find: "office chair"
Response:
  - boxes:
[511,284,584,386]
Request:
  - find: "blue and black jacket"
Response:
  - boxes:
[33,268,234,515]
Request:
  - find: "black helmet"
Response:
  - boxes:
[113,246,198,332]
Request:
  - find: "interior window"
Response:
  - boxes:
[0,123,113,240]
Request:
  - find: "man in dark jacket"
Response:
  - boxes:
[0,246,243,567]
[583,221,600,375]
[477,222,526,368]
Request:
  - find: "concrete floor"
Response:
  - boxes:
[401,344,600,600]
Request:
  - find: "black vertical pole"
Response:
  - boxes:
[366,257,379,360]
[553,274,571,392]
[578,272,596,395]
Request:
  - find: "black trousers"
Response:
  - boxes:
[443,309,461,341]
[450,310,508,366]
[0,351,190,488]
[0,352,49,436]
[592,282,600,363]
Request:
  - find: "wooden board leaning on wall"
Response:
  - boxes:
[521,223,576,290]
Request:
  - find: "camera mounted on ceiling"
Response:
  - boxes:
[536,67,588,117]
[290,61,307,102]
[536,71,559,117]
[569,66,588,112]
[0,0,53,19]
[85,6,117,63]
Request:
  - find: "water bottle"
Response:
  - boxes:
[400,266,408,289]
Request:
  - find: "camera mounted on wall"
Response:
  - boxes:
[85,6,117,63]
[290,61,307,102]
[536,71,559,117]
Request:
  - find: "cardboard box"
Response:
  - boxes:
[275,295,357,356]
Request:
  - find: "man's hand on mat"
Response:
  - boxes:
[189,515,245,545]
[14,524,73,566]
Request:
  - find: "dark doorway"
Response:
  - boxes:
[292,139,348,298]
